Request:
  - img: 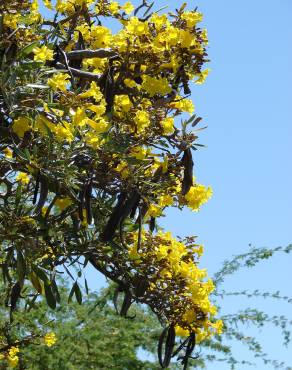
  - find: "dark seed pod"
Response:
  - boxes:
[149,217,156,233]
[158,324,176,368]
[119,290,133,318]
[134,277,149,298]
[33,171,40,204]
[101,190,140,242]
[181,148,194,195]
[84,178,93,224]
[34,176,49,215]
[10,281,21,311]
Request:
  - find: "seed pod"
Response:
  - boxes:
[34,176,49,215]
[33,171,40,204]
[10,281,21,311]
[101,190,140,242]
[181,148,194,195]
[158,324,176,368]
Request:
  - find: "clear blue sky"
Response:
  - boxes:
[160,0,292,368]
[40,0,292,367]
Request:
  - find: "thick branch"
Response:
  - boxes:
[66,49,118,60]
[55,62,102,82]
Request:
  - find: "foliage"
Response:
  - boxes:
[0,280,163,370]
[0,0,220,367]
[1,244,292,369]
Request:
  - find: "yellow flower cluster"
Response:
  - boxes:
[125,231,222,340]
[44,332,57,347]
[185,184,213,212]
[141,76,172,97]
[6,347,19,368]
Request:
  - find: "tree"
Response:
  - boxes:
[0,0,221,367]
[1,244,292,370]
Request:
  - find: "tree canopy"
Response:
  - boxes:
[0,0,222,368]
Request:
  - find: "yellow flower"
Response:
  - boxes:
[181,11,203,28]
[43,0,53,9]
[134,110,150,133]
[195,68,210,85]
[175,326,190,337]
[12,117,31,138]
[33,45,54,62]
[211,320,224,335]
[130,146,147,160]
[55,197,72,210]
[158,194,173,207]
[3,13,21,29]
[16,172,30,185]
[44,332,57,347]
[122,1,134,14]
[126,17,149,36]
[3,148,13,158]
[108,1,119,14]
[147,204,162,217]
[87,118,109,133]
[47,73,70,92]
[115,161,130,178]
[184,184,213,212]
[78,81,103,102]
[115,95,132,112]
[8,347,19,358]
[160,117,174,135]
[170,97,195,114]
[141,76,172,97]
[90,26,112,48]
[7,346,19,368]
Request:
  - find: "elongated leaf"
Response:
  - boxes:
[28,272,43,294]
[18,41,39,57]
[32,265,48,283]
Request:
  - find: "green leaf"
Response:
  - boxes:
[28,272,43,294]
[32,265,48,283]
[17,250,26,283]
[15,183,22,211]
[18,41,39,58]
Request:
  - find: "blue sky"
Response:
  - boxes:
[159,0,292,368]
[39,0,292,367]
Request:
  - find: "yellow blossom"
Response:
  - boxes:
[184,184,213,212]
[108,1,119,13]
[126,17,149,36]
[122,1,134,14]
[43,0,53,9]
[3,148,13,158]
[55,197,72,210]
[44,332,57,347]
[195,68,210,85]
[160,117,174,135]
[33,45,54,62]
[141,76,172,97]
[134,110,150,133]
[16,172,30,185]
[12,117,31,138]
[158,194,173,207]
[47,73,70,92]
[181,11,203,28]
[170,97,194,114]
[115,161,130,178]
